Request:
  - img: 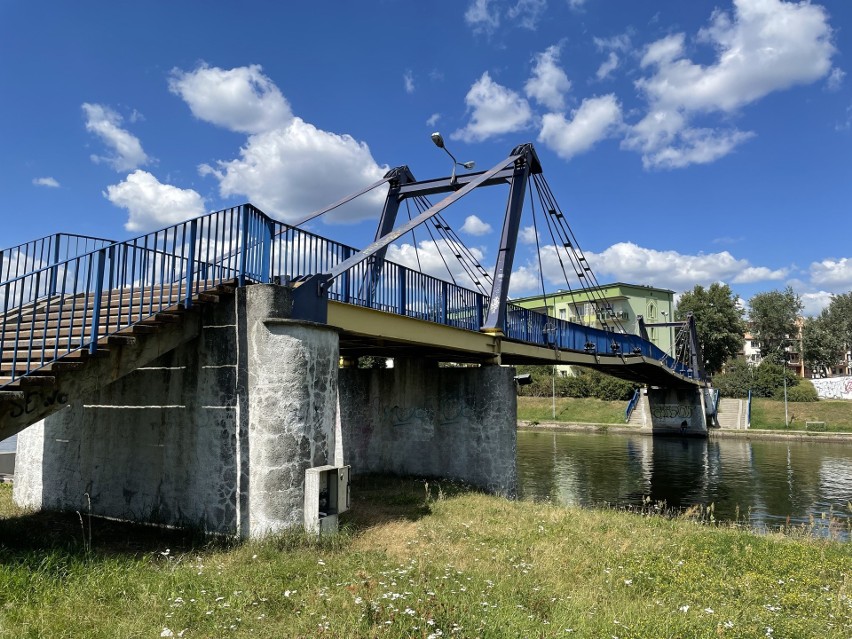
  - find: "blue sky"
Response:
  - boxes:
[2,0,850,316]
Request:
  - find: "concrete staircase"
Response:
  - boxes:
[626,391,648,427]
[715,397,746,429]
[0,280,237,441]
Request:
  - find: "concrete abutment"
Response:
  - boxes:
[14,285,518,536]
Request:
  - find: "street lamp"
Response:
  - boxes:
[661,310,673,357]
[430,132,475,185]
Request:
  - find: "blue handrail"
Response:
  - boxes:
[625,388,640,422]
[1,202,704,387]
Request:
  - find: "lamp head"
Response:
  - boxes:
[430,132,445,149]
[461,160,476,169]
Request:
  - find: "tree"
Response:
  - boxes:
[827,292,852,369]
[748,287,803,361]
[675,283,745,375]
[802,310,842,377]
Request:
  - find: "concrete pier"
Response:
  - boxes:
[339,360,517,495]
[645,386,709,436]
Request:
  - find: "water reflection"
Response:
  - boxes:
[517,430,852,539]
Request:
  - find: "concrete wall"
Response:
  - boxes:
[15,294,243,532]
[646,386,708,436]
[14,285,340,538]
[811,376,852,400]
[339,360,517,495]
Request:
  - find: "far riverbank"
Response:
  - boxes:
[518,420,852,443]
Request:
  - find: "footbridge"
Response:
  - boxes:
[2,142,712,537]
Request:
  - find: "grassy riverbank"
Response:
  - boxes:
[2,479,850,638]
[518,396,852,433]
[751,398,852,432]
[517,396,626,424]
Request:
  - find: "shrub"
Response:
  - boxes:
[775,379,819,402]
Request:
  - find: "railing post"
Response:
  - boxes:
[184,219,197,309]
[341,246,352,304]
[89,249,107,355]
[475,294,484,330]
[239,206,250,287]
[49,233,61,296]
[261,218,273,283]
[398,269,407,316]
[441,282,448,325]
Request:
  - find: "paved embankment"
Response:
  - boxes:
[518,421,852,444]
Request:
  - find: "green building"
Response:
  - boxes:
[512,282,675,374]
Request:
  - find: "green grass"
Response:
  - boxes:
[517,396,627,424]
[751,398,852,433]
[1,478,850,638]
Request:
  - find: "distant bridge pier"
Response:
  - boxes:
[644,386,709,437]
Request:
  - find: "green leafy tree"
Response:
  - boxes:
[711,359,752,398]
[748,287,803,361]
[802,310,843,377]
[675,283,746,375]
[827,292,852,368]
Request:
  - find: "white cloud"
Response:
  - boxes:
[801,291,834,317]
[426,113,441,127]
[199,117,387,224]
[827,67,845,91]
[509,264,542,296]
[566,0,586,11]
[82,103,150,172]
[632,125,755,170]
[386,239,487,290]
[168,64,292,134]
[169,64,389,225]
[538,94,622,160]
[32,177,60,188]
[534,241,788,292]
[465,0,500,35]
[593,33,631,53]
[519,225,539,245]
[627,0,835,169]
[105,170,206,233]
[404,70,415,94]
[453,72,532,142]
[731,266,789,283]
[508,0,547,30]
[460,215,493,236]
[809,257,852,289]
[596,52,619,81]
[525,45,571,110]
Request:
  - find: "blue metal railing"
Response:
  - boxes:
[2,202,702,387]
[0,233,115,286]
[625,388,640,422]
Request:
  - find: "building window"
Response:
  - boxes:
[559,308,566,320]
[647,303,657,319]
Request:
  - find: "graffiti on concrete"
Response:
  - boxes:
[8,389,68,418]
[650,404,693,419]
[811,376,852,400]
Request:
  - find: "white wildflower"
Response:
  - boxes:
[679,605,689,613]
[160,630,174,638]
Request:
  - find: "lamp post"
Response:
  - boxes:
[661,310,673,357]
[430,132,475,185]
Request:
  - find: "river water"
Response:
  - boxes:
[517,430,852,539]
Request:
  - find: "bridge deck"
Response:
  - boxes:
[328,301,701,389]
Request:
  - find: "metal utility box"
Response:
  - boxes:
[304,465,350,535]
